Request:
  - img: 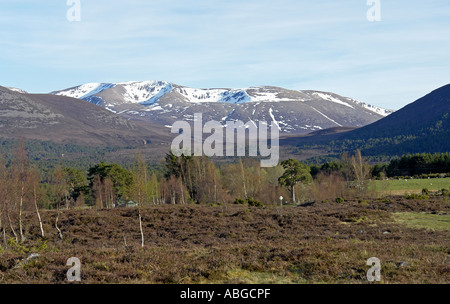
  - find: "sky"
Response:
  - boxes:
[0,0,449,110]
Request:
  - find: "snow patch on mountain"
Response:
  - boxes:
[6,87,28,94]
[53,81,173,105]
[312,92,354,109]
[310,106,343,127]
[250,91,298,102]
[81,83,116,99]
[120,81,173,104]
[175,87,251,104]
[268,108,281,130]
[143,105,164,111]
[175,87,227,103]
[346,98,393,116]
[56,83,103,99]
[221,109,236,121]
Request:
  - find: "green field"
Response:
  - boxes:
[371,177,450,195]
[394,212,450,231]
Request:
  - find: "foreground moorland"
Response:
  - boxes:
[0,195,448,284]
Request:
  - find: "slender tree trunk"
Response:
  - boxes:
[214,183,217,204]
[7,213,18,242]
[55,206,63,240]
[239,158,248,199]
[134,154,146,248]
[188,164,193,199]
[137,189,144,247]
[100,184,104,209]
[2,227,6,246]
[33,185,45,238]
[19,185,25,242]
[292,186,296,204]
[138,210,144,248]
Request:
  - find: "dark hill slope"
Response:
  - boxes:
[347,84,450,140]
[0,86,171,146]
[280,84,450,158]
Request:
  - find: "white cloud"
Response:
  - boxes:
[0,0,449,108]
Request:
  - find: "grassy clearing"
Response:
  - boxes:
[371,177,450,195]
[222,268,302,284]
[393,212,450,231]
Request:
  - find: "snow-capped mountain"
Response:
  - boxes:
[6,87,28,94]
[53,81,254,105]
[51,81,394,134]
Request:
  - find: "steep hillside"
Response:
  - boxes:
[0,86,171,146]
[347,84,450,139]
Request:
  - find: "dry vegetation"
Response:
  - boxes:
[0,195,448,284]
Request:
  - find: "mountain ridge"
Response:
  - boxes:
[51,81,393,115]
[51,81,394,135]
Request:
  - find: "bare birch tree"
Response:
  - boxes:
[53,166,67,240]
[350,150,371,197]
[29,166,45,238]
[132,154,146,248]
[239,157,248,199]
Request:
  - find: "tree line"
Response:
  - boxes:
[0,144,385,215]
[311,152,450,179]
[384,152,450,177]
[2,140,449,245]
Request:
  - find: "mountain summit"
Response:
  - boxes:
[52,81,393,134]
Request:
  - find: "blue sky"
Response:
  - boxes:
[1,0,449,110]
